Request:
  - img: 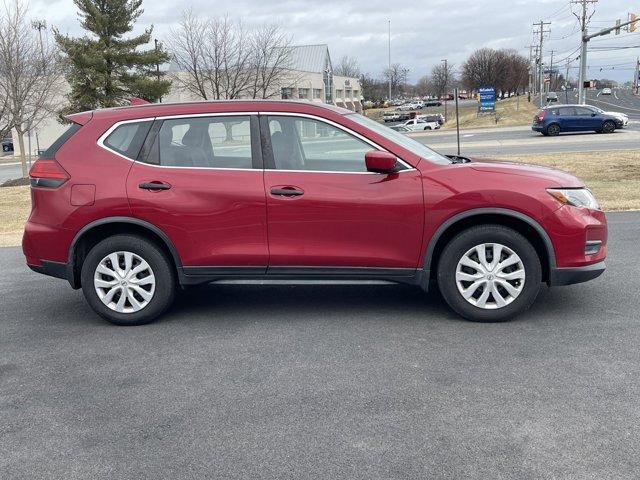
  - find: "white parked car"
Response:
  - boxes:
[382,112,401,122]
[397,103,418,111]
[400,118,440,131]
[600,88,612,95]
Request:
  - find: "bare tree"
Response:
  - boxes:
[430,62,456,98]
[0,88,9,139]
[461,48,529,97]
[169,12,253,100]
[168,12,293,101]
[0,1,62,177]
[247,24,294,99]
[383,63,409,98]
[413,75,429,97]
[359,72,386,102]
[334,55,360,78]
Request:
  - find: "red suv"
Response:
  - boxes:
[23,101,607,325]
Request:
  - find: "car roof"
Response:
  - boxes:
[71,99,355,124]
[545,104,595,108]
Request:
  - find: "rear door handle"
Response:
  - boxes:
[270,186,304,197]
[139,181,171,191]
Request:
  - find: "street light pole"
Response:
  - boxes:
[388,20,391,101]
[154,38,162,103]
[441,59,448,122]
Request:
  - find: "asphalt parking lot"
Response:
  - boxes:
[1,212,640,479]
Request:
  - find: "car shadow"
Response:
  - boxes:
[166,283,457,325]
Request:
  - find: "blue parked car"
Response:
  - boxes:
[532,104,622,136]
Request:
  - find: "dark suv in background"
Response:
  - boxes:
[532,104,622,136]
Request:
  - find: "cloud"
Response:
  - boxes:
[29,0,638,82]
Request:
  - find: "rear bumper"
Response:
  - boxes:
[27,259,71,282]
[549,261,606,286]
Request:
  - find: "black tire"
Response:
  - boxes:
[80,234,176,326]
[546,123,560,136]
[436,225,542,322]
[602,120,615,134]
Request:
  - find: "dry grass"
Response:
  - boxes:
[365,97,537,129]
[444,96,537,129]
[0,185,30,247]
[499,150,640,211]
[0,150,636,247]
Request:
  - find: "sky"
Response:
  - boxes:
[30,0,640,84]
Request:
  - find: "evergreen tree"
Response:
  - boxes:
[55,0,170,116]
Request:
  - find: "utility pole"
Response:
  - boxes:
[565,58,572,103]
[533,20,551,108]
[573,0,597,104]
[30,20,47,71]
[532,45,539,97]
[549,50,555,91]
[441,59,448,121]
[574,3,639,103]
[388,20,392,101]
[526,45,535,102]
[634,57,640,95]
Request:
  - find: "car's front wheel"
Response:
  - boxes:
[80,234,176,326]
[601,120,615,133]
[437,225,542,322]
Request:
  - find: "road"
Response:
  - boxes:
[1,212,639,479]
[411,122,640,157]
[585,88,640,121]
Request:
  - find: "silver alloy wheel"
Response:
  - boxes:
[455,243,525,310]
[93,251,156,314]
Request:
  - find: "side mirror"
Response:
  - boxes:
[591,113,597,117]
[365,151,397,173]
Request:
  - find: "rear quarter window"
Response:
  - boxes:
[40,124,81,159]
[103,121,153,160]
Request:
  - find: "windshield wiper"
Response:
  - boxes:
[446,154,471,164]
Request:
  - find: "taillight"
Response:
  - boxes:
[535,110,546,122]
[29,159,70,188]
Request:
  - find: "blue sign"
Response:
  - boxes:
[478,86,496,112]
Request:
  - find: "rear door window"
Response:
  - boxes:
[144,116,253,169]
[557,107,575,116]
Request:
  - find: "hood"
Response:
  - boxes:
[603,111,627,119]
[466,157,584,188]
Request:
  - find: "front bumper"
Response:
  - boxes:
[549,261,606,286]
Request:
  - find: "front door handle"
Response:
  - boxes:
[139,181,171,191]
[270,186,304,197]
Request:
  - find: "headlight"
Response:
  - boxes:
[547,188,600,210]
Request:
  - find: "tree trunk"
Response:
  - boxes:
[17,131,28,178]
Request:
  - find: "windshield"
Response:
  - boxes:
[347,113,451,165]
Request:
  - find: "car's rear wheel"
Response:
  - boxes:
[80,234,176,326]
[602,120,615,134]
[546,123,560,136]
[436,225,542,322]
